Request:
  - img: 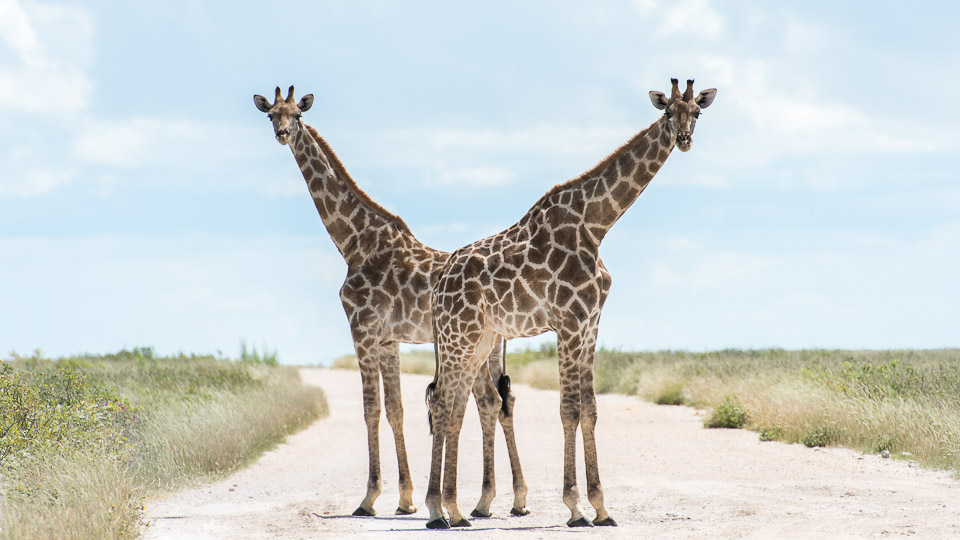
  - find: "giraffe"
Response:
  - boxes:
[424,79,717,528]
[253,86,530,518]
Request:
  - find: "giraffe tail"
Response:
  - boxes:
[425,327,441,436]
[497,338,513,418]
[425,380,436,435]
[497,374,512,418]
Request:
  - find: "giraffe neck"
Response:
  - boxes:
[289,124,412,265]
[526,115,675,246]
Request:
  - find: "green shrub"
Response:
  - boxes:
[801,423,837,448]
[758,426,783,442]
[704,395,747,429]
[871,433,897,454]
[0,363,137,467]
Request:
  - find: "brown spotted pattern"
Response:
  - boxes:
[254,86,529,518]
[424,80,716,528]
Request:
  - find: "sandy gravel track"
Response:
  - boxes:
[142,368,960,539]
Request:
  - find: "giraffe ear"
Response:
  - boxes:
[649,91,669,110]
[695,89,717,109]
[253,95,272,113]
[297,94,314,113]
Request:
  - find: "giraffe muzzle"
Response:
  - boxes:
[676,133,692,152]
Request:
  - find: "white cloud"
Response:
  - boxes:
[688,53,939,170]
[662,0,724,39]
[649,250,782,294]
[72,117,259,169]
[73,118,217,168]
[0,167,72,196]
[381,124,633,164]
[631,0,657,16]
[783,16,826,55]
[658,172,730,190]
[431,166,516,187]
[0,0,94,114]
[633,0,725,40]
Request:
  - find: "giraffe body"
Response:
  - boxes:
[426,79,716,528]
[254,87,528,518]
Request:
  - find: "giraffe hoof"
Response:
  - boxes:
[510,507,531,516]
[450,517,472,527]
[396,506,417,515]
[426,517,450,529]
[593,516,618,526]
[352,506,375,517]
[470,508,492,518]
[566,516,594,527]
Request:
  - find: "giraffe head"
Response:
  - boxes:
[253,86,314,146]
[649,78,716,152]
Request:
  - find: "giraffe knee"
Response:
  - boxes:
[385,400,404,427]
[560,402,580,426]
[363,398,382,422]
[581,408,597,428]
[478,390,501,418]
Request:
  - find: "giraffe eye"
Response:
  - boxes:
[694,111,701,118]
[266,114,273,120]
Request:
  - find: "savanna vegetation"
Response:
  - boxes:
[0,347,326,540]
[335,345,960,473]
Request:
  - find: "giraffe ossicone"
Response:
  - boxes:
[425,78,716,529]
[253,86,530,519]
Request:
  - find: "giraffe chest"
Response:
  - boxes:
[339,251,444,344]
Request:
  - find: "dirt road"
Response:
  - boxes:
[142,368,960,539]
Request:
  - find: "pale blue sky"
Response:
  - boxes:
[1,0,958,364]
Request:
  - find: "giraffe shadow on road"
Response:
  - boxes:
[315,513,422,522]
[314,513,575,533]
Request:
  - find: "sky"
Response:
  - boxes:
[1,0,958,365]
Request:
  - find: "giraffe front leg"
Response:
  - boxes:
[353,352,382,516]
[379,341,417,515]
[581,376,616,526]
[557,337,590,527]
[579,327,616,526]
[560,398,590,527]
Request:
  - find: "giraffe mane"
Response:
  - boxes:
[304,124,413,235]
[533,120,656,207]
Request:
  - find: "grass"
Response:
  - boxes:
[506,347,960,473]
[0,346,327,539]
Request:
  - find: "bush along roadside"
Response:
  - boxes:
[0,347,327,540]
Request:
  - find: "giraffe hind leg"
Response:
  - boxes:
[470,373,500,518]
[352,348,383,516]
